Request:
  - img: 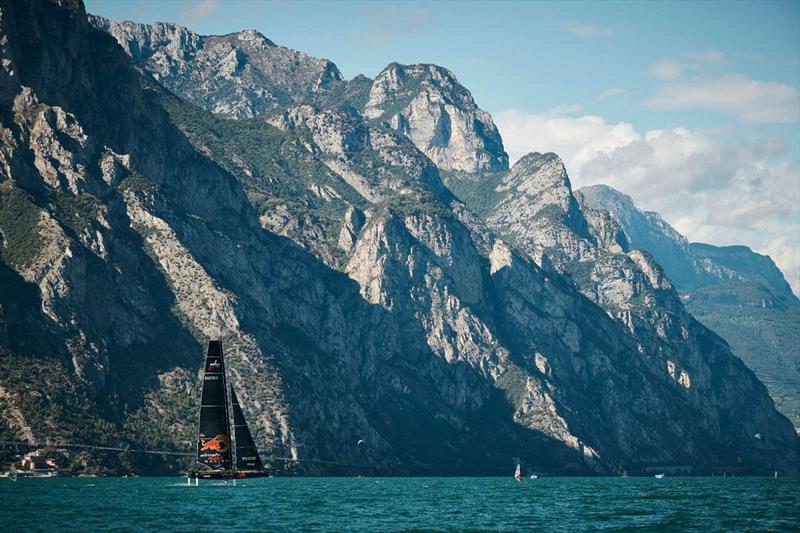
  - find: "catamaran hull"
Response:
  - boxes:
[194,470,271,480]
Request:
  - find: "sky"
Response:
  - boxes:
[85,0,800,293]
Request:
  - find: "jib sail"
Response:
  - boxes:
[197,340,232,470]
[230,385,265,471]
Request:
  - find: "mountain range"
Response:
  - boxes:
[577,185,800,427]
[0,0,796,476]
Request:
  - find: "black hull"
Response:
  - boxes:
[193,470,272,479]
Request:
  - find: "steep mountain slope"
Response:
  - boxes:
[1,0,796,477]
[447,153,797,468]
[576,185,714,290]
[578,184,800,426]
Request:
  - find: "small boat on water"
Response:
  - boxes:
[654,473,665,479]
[189,341,271,481]
[529,474,538,480]
[3,466,17,482]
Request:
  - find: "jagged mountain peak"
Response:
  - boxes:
[577,183,696,287]
[90,17,508,174]
[363,62,508,173]
[89,15,345,118]
[514,151,564,167]
[576,183,796,298]
[508,152,568,186]
[578,184,635,214]
[371,62,465,99]
[231,28,276,45]
[578,184,687,245]
[496,151,591,244]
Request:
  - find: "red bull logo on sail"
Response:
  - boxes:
[200,434,229,453]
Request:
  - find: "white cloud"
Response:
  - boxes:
[559,21,613,37]
[646,74,800,123]
[650,50,727,81]
[649,58,685,80]
[494,107,639,169]
[684,49,726,64]
[181,0,218,23]
[361,6,432,47]
[597,88,627,101]
[494,108,800,294]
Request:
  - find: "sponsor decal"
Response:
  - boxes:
[207,360,221,371]
[200,434,230,453]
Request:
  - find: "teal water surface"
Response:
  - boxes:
[1,476,798,532]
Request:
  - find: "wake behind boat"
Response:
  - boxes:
[189,341,271,481]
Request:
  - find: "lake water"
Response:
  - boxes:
[1,476,797,531]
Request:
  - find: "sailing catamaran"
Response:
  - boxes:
[191,340,270,480]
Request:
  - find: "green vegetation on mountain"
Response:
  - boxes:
[442,171,504,217]
[0,186,45,270]
[685,284,800,426]
[0,348,194,474]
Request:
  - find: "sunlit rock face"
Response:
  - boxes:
[363,63,509,173]
[89,16,346,119]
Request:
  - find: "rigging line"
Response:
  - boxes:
[0,440,359,467]
[0,440,193,456]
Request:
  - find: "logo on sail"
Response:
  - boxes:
[207,359,221,371]
[200,434,229,453]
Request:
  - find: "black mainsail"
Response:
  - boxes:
[197,340,233,470]
[230,385,265,472]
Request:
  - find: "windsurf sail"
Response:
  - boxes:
[230,385,265,471]
[197,341,232,470]
[514,463,522,481]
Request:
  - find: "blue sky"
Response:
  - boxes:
[86,0,800,291]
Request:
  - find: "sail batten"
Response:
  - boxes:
[196,340,233,470]
[230,385,265,471]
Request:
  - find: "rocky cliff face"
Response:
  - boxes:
[577,185,713,290]
[88,16,348,119]
[578,184,800,427]
[1,0,796,476]
[90,18,509,175]
[449,152,798,469]
[577,184,798,298]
